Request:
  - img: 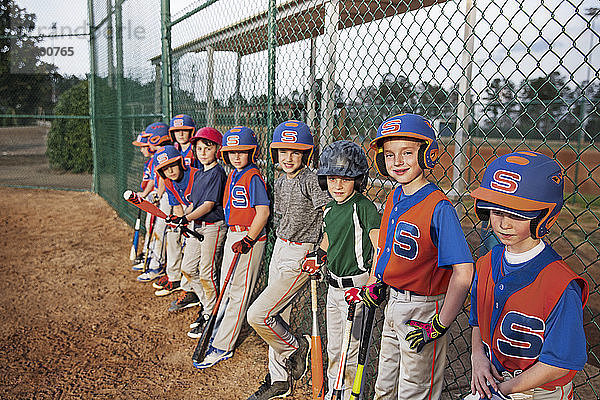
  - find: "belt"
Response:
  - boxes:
[194,220,219,228]
[228,225,249,232]
[390,286,445,301]
[326,271,369,289]
[281,238,303,246]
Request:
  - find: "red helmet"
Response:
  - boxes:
[190,127,223,159]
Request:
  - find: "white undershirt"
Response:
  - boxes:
[504,240,545,265]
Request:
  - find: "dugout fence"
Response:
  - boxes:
[94,0,600,397]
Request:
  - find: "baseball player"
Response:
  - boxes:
[357,113,474,400]
[467,151,588,400]
[246,120,330,399]
[178,127,227,337]
[136,122,173,282]
[302,140,381,400]
[195,126,270,369]
[131,129,154,268]
[169,114,196,168]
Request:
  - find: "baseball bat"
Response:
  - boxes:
[192,252,241,365]
[349,305,376,400]
[130,208,142,261]
[310,275,325,400]
[123,190,204,242]
[332,302,356,400]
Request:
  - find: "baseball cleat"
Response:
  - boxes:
[285,334,311,381]
[152,275,169,290]
[154,280,181,296]
[247,376,291,400]
[193,346,233,369]
[168,291,200,312]
[131,262,145,271]
[187,315,209,339]
[136,268,164,282]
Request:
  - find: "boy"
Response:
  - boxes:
[131,129,154,268]
[245,120,330,399]
[136,122,173,282]
[467,151,588,400]
[169,114,196,167]
[194,126,270,369]
[358,113,474,400]
[181,127,228,337]
[304,140,381,400]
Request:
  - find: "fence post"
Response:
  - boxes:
[307,36,317,156]
[207,45,215,126]
[234,52,242,125]
[161,0,172,120]
[105,0,115,88]
[320,0,339,149]
[87,0,98,193]
[115,0,125,196]
[451,0,476,207]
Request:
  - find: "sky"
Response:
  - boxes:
[14,0,600,102]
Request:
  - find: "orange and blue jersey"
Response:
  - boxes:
[223,163,269,227]
[178,144,196,168]
[164,166,199,207]
[470,244,588,389]
[140,158,153,191]
[374,182,473,295]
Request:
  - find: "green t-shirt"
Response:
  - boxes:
[323,192,381,277]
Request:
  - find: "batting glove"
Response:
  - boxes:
[165,214,179,229]
[344,287,362,305]
[405,313,448,353]
[360,281,387,308]
[232,235,257,254]
[301,248,327,275]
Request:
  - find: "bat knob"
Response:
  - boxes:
[123,190,133,200]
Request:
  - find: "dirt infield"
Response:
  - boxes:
[0,187,310,399]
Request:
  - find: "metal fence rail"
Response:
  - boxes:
[89,0,599,398]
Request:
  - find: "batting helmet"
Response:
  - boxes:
[470,151,564,239]
[154,145,185,179]
[190,127,223,159]
[317,140,369,192]
[221,126,259,166]
[147,122,171,147]
[132,133,150,147]
[370,113,439,175]
[169,114,196,142]
[269,120,314,164]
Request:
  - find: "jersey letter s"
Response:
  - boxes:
[497,311,544,360]
[231,186,249,208]
[393,221,420,260]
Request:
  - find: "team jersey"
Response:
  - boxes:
[177,143,195,167]
[273,167,330,243]
[470,244,588,389]
[140,158,153,191]
[374,182,473,295]
[223,163,269,227]
[323,192,381,277]
[164,166,200,207]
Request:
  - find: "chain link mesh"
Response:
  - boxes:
[87,0,600,398]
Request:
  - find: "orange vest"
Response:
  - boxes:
[223,167,264,227]
[375,184,452,295]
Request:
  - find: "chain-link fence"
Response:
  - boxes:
[88,0,600,398]
[0,0,92,190]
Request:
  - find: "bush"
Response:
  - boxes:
[46,80,92,173]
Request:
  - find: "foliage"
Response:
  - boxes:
[46,80,92,173]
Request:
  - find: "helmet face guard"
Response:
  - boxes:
[371,114,439,175]
[470,151,564,238]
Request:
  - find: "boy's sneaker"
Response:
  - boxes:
[133,253,145,265]
[187,318,209,339]
[285,335,310,381]
[131,261,145,271]
[152,275,169,289]
[189,310,205,329]
[247,374,291,400]
[136,268,164,282]
[154,280,181,296]
[193,346,233,369]
[168,291,200,312]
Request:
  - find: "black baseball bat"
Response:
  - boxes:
[349,304,376,400]
[192,252,241,366]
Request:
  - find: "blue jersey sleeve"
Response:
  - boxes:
[164,184,179,206]
[431,200,474,268]
[469,269,479,326]
[538,281,586,370]
[249,174,270,207]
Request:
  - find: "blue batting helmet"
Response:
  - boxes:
[169,114,196,142]
[146,122,171,146]
[370,114,439,174]
[154,145,185,178]
[221,126,259,166]
[470,151,564,238]
[270,120,314,164]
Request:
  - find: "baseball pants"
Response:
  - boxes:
[211,229,266,353]
[147,192,169,270]
[462,376,574,400]
[180,221,226,315]
[374,288,447,400]
[247,238,314,382]
[165,228,183,282]
[325,284,367,400]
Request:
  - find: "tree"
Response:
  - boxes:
[482,78,517,136]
